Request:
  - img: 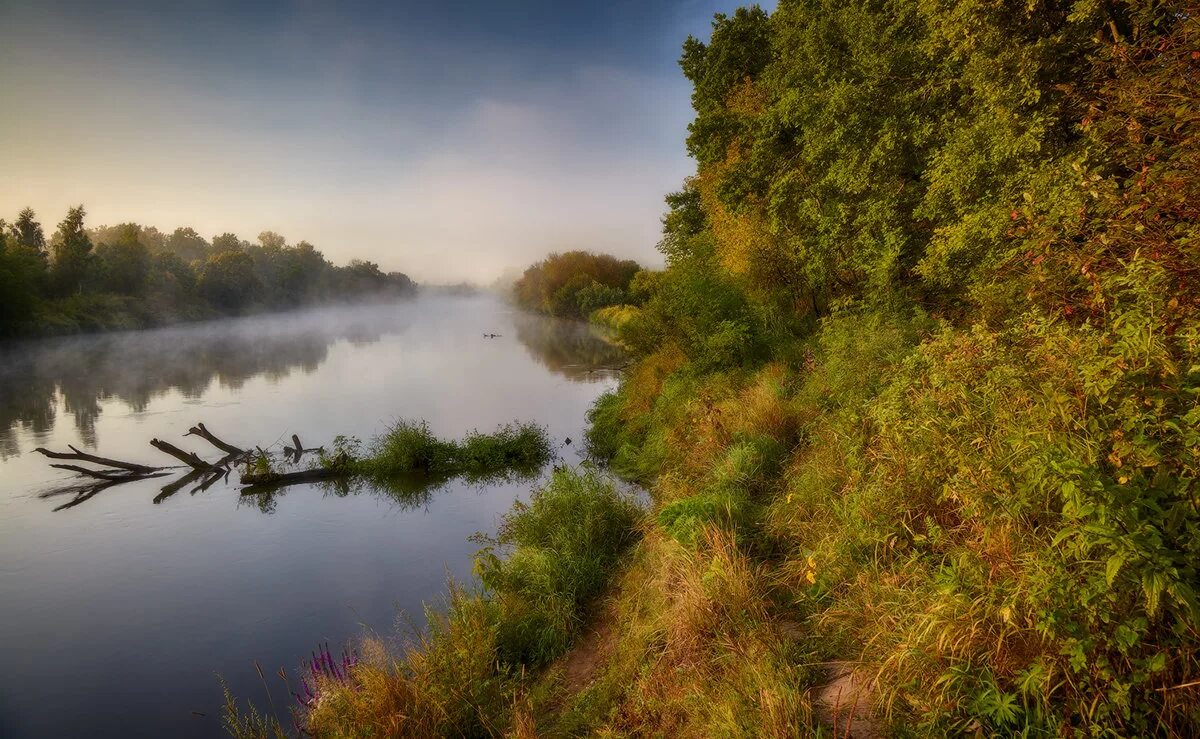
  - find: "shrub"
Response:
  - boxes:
[476,466,643,666]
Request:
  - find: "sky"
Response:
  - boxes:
[0,0,765,283]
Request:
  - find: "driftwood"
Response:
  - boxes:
[38,421,341,510]
[34,445,161,474]
[185,423,244,455]
[240,467,341,488]
[149,439,208,469]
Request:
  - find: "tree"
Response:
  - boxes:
[198,250,259,312]
[11,207,46,251]
[257,230,286,250]
[51,206,93,295]
[0,242,47,334]
[93,224,151,295]
[211,232,245,253]
[514,251,641,317]
[164,227,209,264]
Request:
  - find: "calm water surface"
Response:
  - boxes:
[0,294,623,737]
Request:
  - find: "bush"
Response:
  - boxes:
[476,465,643,666]
[514,250,641,318]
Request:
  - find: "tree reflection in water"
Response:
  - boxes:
[0,306,402,459]
[510,311,626,382]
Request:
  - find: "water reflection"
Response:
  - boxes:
[512,311,627,381]
[0,301,622,459]
[237,469,539,515]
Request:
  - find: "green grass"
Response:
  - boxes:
[349,419,552,483]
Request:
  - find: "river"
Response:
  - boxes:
[0,294,623,737]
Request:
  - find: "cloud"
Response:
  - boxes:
[0,1,705,282]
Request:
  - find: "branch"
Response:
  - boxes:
[185,423,244,455]
[149,439,208,470]
[34,445,161,474]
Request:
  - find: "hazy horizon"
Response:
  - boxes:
[0,0,770,283]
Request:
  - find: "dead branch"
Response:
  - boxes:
[34,445,161,474]
[185,423,244,455]
[149,439,208,469]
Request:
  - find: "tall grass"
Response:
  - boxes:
[577,302,1200,735]
[351,419,552,483]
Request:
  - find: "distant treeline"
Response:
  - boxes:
[512,250,651,319]
[0,206,416,337]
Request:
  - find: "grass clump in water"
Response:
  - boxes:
[351,419,552,483]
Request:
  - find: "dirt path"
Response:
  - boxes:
[559,605,617,693]
[813,661,884,739]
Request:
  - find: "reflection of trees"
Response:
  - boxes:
[0,307,411,458]
[238,468,540,515]
[511,312,627,382]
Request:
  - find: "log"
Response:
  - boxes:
[239,467,342,488]
[34,445,161,474]
[185,423,244,455]
[149,439,208,470]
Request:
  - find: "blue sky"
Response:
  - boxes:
[0,0,767,281]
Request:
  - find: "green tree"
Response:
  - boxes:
[94,224,151,295]
[198,250,259,312]
[164,227,210,263]
[514,251,641,317]
[257,230,286,250]
[0,243,47,334]
[211,232,245,253]
[50,205,93,295]
[11,207,46,251]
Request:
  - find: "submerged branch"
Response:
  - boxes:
[34,445,161,474]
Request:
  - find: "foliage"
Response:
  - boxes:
[351,419,552,484]
[564,1,1200,735]
[50,205,93,296]
[0,207,418,337]
[474,466,643,666]
[513,250,640,319]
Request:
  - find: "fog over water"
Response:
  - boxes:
[0,294,622,738]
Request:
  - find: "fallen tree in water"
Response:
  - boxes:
[36,420,554,510]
